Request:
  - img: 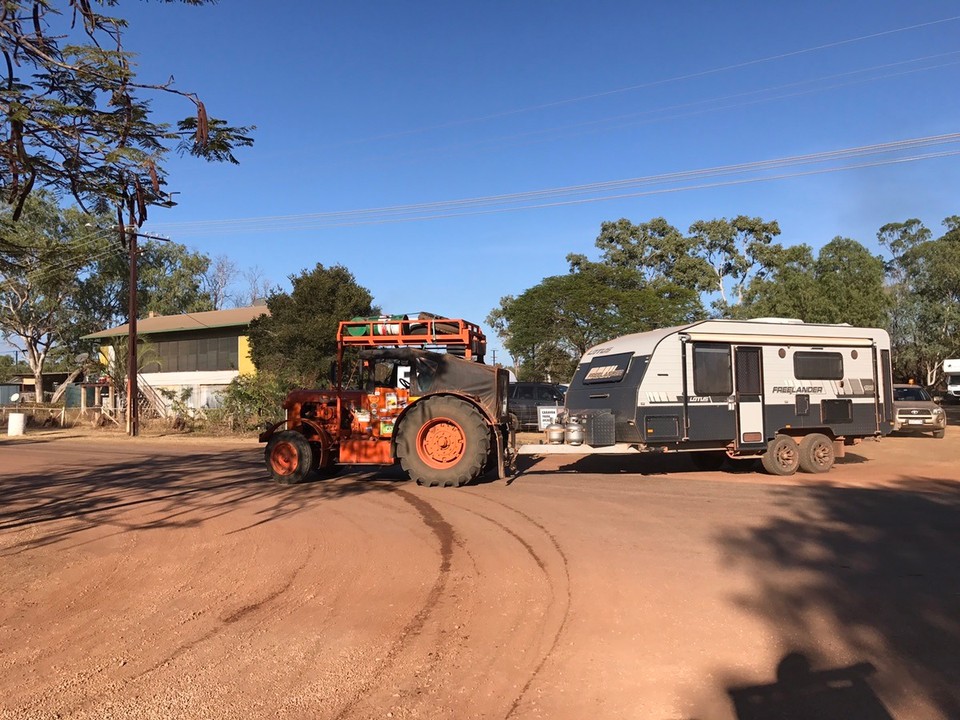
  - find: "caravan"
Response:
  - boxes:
[526,318,894,475]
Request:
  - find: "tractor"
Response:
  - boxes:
[259,314,515,487]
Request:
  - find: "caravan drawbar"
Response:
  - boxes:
[529,319,894,475]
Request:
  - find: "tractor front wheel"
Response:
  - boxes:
[265,430,314,485]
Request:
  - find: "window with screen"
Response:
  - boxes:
[693,344,732,396]
[582,352,633,384]
[794,351,843,380]
[140,334,239,373]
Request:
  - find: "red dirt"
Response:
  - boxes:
[1,424,959,719]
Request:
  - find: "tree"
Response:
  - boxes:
[70,235,214,345]
[594,215,783,316]
[488,258,701,382]
[879,217,960,384]
[1,191,215,398]
[735,238,888,327]
[812,237,888,327]
[687,215,782,312]
[0,191,93,398]
[203,255,239,310]
[235,265,274,307]
[247,264,377,385]
[0,0,253,234]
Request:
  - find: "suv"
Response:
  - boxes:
[508,382,566,430]
[892,384,946,438]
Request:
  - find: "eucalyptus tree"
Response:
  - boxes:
[594,215,783,315]
[0,192,95,397]
[488,257,701,382]
[1,191,215,399]
[879,217,960,384]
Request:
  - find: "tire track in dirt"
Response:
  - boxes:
[460,493,573,719]
[133,552,314,680]
[329,485,457,720]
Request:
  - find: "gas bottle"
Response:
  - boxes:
[545,422,565,445]
[564,418,584,446]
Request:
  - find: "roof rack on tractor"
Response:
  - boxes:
[260,313,514,487]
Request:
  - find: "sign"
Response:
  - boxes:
[537,406,560,431]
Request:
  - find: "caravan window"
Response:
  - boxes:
[582,352,635,384]
[794,351,844,380]
[693,344,733,396]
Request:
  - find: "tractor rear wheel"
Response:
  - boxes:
[265,430,314,485]
[397,396,490,487]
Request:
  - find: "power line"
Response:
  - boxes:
[145,132,960,236]
[320,15,960,149]
[368,52,960,165]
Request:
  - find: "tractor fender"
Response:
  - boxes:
[389,391,495,458]
[259,418,333,450]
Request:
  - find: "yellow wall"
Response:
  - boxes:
[238,335,256,375]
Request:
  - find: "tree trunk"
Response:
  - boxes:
[50,367,84,404]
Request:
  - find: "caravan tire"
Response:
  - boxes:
[761,434,800,476]
[798,433,835,473]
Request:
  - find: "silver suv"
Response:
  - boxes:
[893,384,946,438]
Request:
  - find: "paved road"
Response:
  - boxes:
[1,431,959,719]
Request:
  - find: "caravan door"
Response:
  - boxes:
[733,346,765,448]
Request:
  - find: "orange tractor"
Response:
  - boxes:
[260,315,515,487]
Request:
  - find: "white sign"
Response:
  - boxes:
[537,406,560,431]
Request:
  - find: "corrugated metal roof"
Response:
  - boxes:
[82,305,269,339]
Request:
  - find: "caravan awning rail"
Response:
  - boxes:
[679,332,875,347]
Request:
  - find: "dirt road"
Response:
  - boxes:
[1,429,959,719]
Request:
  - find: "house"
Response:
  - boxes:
[82,305,268,413]
[4,372,77,403]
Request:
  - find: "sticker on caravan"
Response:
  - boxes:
[772,386,824,394]
[585,364,626,381]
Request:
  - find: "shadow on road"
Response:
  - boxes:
[728,652,893,720]
[0,444,412,554]
[713,478,960,717]
[513,451,871,477]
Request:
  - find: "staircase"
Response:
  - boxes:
[136,374,170,418]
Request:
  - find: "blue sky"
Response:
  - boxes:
[119,0,960,363]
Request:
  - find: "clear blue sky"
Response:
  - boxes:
[122,0,960,363]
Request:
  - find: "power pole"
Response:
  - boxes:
[126,225,139,436]
[121,226,170,437]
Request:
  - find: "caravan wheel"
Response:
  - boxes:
[798,433,835,473]
[761,435,800,476]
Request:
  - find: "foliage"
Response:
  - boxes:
[220,370,296,431]
[0,191,97,394]
[0,0,254,232]
[95,334,156,406]
[247,263,377,386]
[734,237,889,328]
[71,235,214,344]
[880,217,960,384]
[488,258,701,382]
[595,215,782,315]
[0,353,30,382]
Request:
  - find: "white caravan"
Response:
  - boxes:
[525,318,894,475]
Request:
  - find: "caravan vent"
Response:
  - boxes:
[746,317,804,324]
